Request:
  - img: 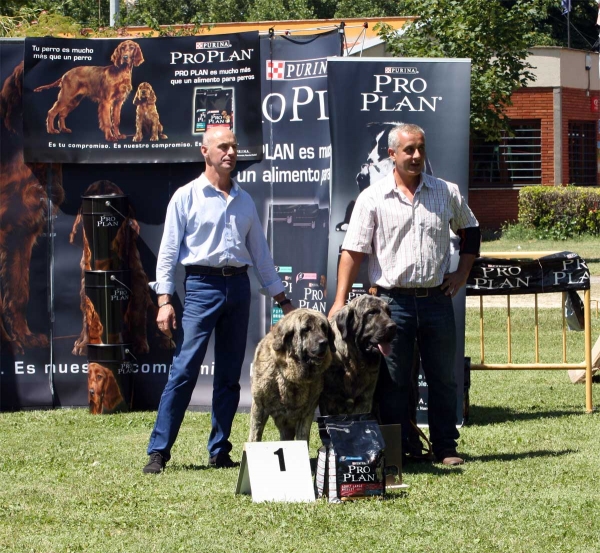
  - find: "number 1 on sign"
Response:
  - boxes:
[273,447,286,471]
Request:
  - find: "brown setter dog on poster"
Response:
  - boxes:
[0,61,64,354]
[88,362,126,414]
[34,40,144,142]
[70,180,174,356]
[132,82,167,142]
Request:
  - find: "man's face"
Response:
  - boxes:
[388,131,425,181]
[201,129,238,173]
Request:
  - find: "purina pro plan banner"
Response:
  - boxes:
[22,33,262,163]
[326,58,471,425]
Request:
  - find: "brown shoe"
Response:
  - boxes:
[439,453,464,466]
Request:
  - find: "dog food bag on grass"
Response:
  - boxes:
[315,414,386,502]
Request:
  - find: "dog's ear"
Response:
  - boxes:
[271,317,294,352]
[111,42,123,66]
[132,42,144,67]
[133,87,142,105]
[149,86,157,104]
[101,368,123,411]
[333,305,354,341]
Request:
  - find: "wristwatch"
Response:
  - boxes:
[277,298,291,308]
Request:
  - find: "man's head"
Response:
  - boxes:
[388,123,426,184]
[201,127,238,176]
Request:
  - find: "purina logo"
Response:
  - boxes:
[195,40,232,50]
[266,58,328,81]
[384,66,419,74]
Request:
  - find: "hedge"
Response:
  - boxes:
[518,185,600,239]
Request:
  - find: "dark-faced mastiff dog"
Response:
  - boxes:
[249,309,335,442]
[319,294,396,416]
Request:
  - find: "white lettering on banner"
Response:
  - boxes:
[14,361,35,374]
[264,143,294,160]
[262,88,328,123]
[200,362,215,376]
[297,300,326,312]
[361,94,441,112]
[562,259,589,271]
[170,49,254,64]
[262,167,322,183]
[552,272,589,286]
[481,266,522,278]
[45,363,88,374]
[473,277,531,290]
[284,60,328,79]
[361,74,441,112]
[374,75,427,93]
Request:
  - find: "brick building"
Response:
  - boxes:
[469,47,600,230]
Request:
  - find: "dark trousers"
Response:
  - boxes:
[147,272,251,461]
[375,291,459,458]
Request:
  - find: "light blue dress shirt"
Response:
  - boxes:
[150,174,284,298]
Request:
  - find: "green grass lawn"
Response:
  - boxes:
[1,235,599,553]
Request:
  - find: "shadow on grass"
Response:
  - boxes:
[171,461,241,472]
[465,405,581,426]
[470,448,575,463]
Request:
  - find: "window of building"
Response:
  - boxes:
[470,120,542,188]
[568,121,597,186]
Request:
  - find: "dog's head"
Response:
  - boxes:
[333,294,396,362]
[271,309,334,381]
[88,362,123,413]
[133,82,156,106]
[111,40,144,69]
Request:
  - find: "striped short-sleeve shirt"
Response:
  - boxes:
[342,172,479,289]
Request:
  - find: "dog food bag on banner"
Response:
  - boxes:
[206,89,233,130]
[315,414,386,502]
[194,90,208,133]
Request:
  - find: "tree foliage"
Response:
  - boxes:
[378,0,551,141]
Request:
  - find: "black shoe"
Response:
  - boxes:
[143,452,166,474]
[208,452,235,468]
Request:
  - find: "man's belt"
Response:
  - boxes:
[377,285,444,298]
[185,265,248,277]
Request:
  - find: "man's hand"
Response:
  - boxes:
[157,304,176,335]
[441,253,476,298]
[328,300,346,319]
[441,271,469,298]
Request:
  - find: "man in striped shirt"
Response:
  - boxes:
[329,123,480,466]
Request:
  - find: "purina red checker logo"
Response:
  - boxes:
[266,60,285,80]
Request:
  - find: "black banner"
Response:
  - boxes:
[1,31,341,411]
[235,31,341,332]
[326,58,471,425]
[467,251,590,296]
[22,34,262,163]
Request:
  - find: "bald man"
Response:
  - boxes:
[144,128,293,473]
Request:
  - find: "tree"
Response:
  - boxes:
[378,0,550,141]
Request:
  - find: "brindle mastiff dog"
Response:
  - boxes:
[249,309,335,442]
[319,294,396,416]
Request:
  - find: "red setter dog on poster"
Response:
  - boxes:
[0,61,64,354]
[88,362,126,414]
[70,180,174,356]
[34,40,144,142]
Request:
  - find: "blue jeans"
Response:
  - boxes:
[375,291,459,458]
[147,272,251,461]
